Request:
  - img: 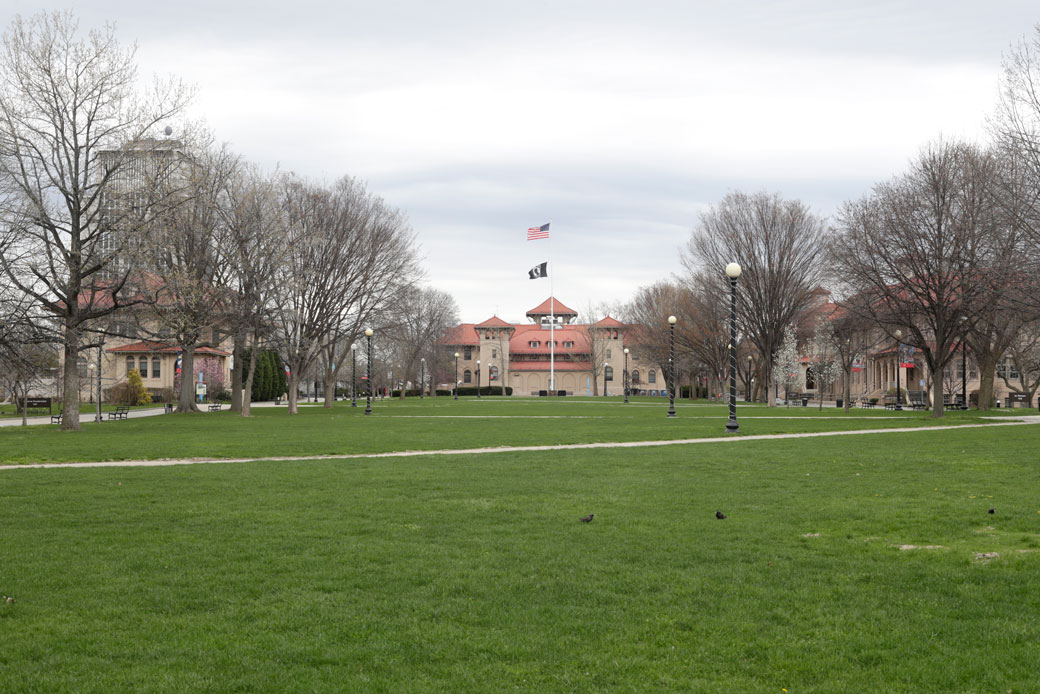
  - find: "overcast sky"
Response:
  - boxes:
[4,1,1038,323]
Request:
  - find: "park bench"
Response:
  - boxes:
[107,405,130,420]
[907,391,928,410]
[943,395,965,410]
[208,404,222,412]
[50,413,62,424]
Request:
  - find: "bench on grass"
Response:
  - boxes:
[907,391,928,410]
[107,405,130,420]
[50,413,62,424]
[208,404,222,412]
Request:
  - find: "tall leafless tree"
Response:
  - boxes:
[267,175,419,414]
[830,141,1009,417]
[683,191,828,407]
[0,12,191,430]
[383,286,459,400]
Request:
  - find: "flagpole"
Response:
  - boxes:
[549,218,555,393]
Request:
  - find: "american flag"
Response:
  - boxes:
[527,222,550,240]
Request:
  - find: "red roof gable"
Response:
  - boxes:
[591,315,625,328]
[438,324,479,346]
[526,297,577,317]
[475,315,513,329]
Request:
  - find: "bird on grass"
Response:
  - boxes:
[579,513,594,523]
[988,508,996,514]
[716,511,727,520]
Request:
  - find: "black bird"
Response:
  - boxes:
[716,511,727,520]
[579,513,594,523]
[988,508,995,514]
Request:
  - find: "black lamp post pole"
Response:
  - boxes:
[894,331,903,411]
[667,316,676,417]
[961,338,968,410]
[725,264,741,433]
[420,359,425,399]
[477,360,481,399]
[623,348,629,404]
[364,330,373,415]
[454,353,459,400]
[603,362,608,397]
[351,346,357,407]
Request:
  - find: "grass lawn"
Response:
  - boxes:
[1,399,1038,691]
[0,396,1016,465]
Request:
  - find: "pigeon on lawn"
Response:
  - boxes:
[988,508,996,514]
[716,511,727,520]
[579,513,595,523]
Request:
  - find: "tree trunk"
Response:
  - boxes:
[61,322,81,431]
[177,346,200,412]
[230,333,245,412]
[976,356,998,411]
[240,342,258,417]
[324,364,336,408]
[843,369,851,413]
[287,374,299,414]
[931,370,945,418]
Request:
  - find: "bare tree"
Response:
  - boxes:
[683,191,827,407]
[134,137,240,412]
[267,175,419,414]
[0,12,191,430]
[622,281,686,397]
[831,141,1008,417]
[383,286,459,400]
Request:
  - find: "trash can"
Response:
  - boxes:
[801,397,809,407]
[836,398,843,408]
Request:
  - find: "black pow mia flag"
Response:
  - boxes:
[528,262,548,280]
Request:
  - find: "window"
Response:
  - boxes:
[997,358,1020,380]
[492,349,497,358]
[529,341,540,348]
[138,357,148,378]
[152,358,161,379]
[606,349,612,359]
[648,370,657,384]
[632,369,641,384]
[463,369,472,384]
[563,341,574,348]
[604,366,614,381]
[464,347,472,360]
[489,366,499,381]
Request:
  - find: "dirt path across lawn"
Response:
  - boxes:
[2,416,1037,472]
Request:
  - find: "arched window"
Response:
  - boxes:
[126,356,135,377]
[463,369,472,384]
[489,365,499,381]
[152,358,161,379]
[604,366,614,381]
[139,356,148,378]
[648,369,657,384]
[632,369,641,384]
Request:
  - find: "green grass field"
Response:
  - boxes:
[1,398,1038,691]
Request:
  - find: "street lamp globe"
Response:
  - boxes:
[725,262,742,279]
[365,328,373,337]
[668,315,676,325]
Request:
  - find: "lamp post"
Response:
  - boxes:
[420,358,425,399]
[894,329,903,411]
[95,345,103,423]
[623,348,630,404]
[351,343,358,407]
[454,352,459,400]
[364,328,373,415]
[476,360,481,399]
[960,316,968,410]
[603,361,609,397]
[667,315,677,417]
[725,262,741,433]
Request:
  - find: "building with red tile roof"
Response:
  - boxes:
[438,297,665,396]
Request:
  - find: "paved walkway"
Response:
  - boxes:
[2,415,1037,472]
[0,406,171,428]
